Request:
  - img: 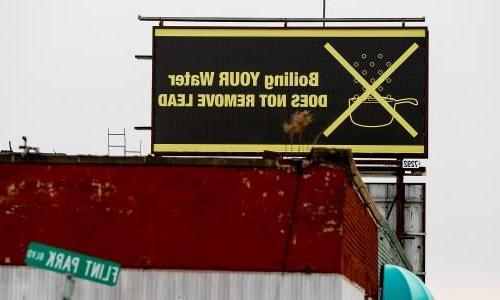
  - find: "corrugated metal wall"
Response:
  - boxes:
[342,186,379,297]
[366,183,426,280]
[0,267,366,300]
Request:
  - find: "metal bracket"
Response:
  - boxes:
[134,55,152,60]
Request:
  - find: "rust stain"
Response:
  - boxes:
[90,181,117,202]
[277,212,285,223]
[6,183,19,197]
[35,180,58,198]
[241,177,251,189]
[323,226,335,233]
[326,219,337,225]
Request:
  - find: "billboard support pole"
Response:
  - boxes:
[395,159,406,243]
[322,0,326,27]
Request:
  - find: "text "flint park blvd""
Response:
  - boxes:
[25,242,121,286]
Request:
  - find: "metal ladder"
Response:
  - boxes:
[107,128,142,156]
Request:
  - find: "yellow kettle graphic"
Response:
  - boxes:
[348,96,418,128]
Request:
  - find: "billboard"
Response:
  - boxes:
[152,27,428,157]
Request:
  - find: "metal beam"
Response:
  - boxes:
[134,55,152,60]
[395,159,406,243]
[138,15,425,24]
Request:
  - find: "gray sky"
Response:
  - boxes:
[1,0,499,298]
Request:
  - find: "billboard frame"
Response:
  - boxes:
[150,26,428,158]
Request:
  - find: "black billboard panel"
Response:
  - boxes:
[152,27,428,157]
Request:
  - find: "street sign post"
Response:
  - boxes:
[25,242,121,286]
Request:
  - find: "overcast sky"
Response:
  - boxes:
[1,0,499,299]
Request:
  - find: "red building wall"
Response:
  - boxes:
[0,158,378,295]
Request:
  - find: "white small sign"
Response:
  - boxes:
[402,159,422,169]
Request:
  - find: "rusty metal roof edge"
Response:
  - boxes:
[345,150,413,271]
[0,153,273,168]
[0,149,353,169]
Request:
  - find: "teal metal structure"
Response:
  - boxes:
[382,265,434,300]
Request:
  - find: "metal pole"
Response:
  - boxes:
[322,0,326,27]
[395,159,405,242]
[62,275,75,300]
[123,128,127,157]
[107,128,110,156]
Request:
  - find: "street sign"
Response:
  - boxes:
[25,242,121,286]
[152,27,428,157]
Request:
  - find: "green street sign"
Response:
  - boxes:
[25,242,121,286]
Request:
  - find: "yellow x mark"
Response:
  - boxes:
[322,42,419,138]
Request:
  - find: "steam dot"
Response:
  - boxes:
[369,62,375,67]
[361,53,367,59]
[362,70,368,75]
[386,61,392,67]
[378,53,384,59]
[370,78,376,83]
[387,94,392,98]
[386,78,392,83]
[353,94,359,98]
[354,61,359,67]
[353,79,358,84]
[378,70,384,75]
[378,86,384,92]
